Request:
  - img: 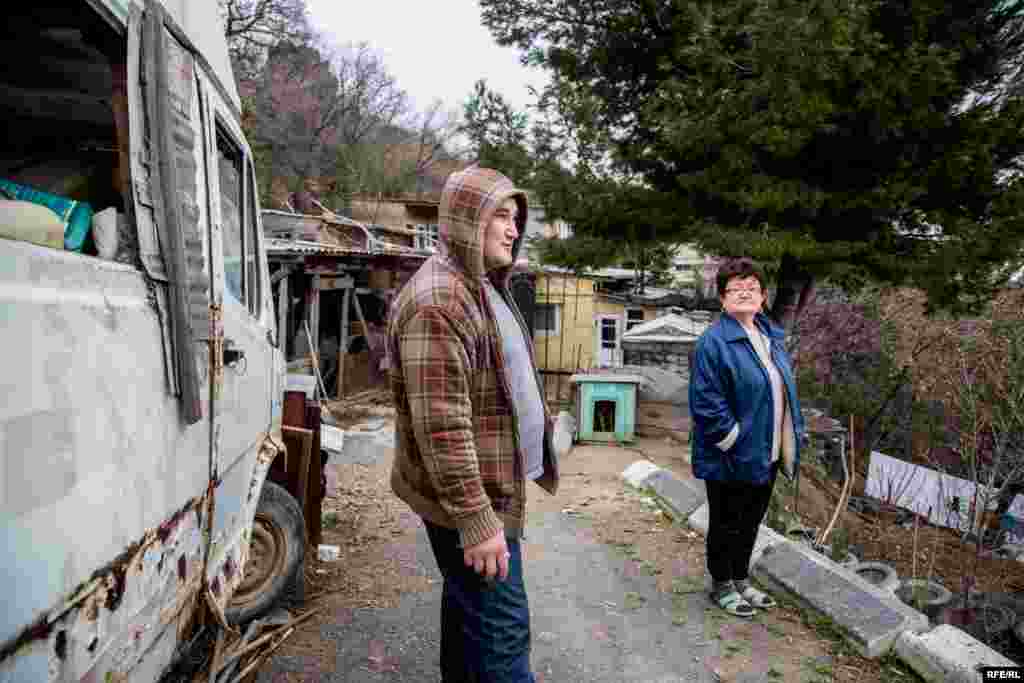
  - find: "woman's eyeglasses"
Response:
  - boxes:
[724,287,761,297]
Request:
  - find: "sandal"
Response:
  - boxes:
[713,590,756,617]
[736,581,776,609]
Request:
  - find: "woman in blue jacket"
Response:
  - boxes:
[689,258,803,617]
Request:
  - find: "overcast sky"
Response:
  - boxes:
[305,0,549,117]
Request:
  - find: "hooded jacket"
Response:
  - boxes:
[388,167,559,548]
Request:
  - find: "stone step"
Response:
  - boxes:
[752,540,928,658]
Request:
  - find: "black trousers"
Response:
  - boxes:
[704,464,778,584]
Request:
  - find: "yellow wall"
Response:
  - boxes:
[531,273,662,372]
[595,300,660,319]
[533,273,596,372]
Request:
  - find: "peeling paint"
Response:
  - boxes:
[54,631,66,661]
[0,615,53,663]
[1,434,284,681]
[0,488,211,681]
[223,556,236,581]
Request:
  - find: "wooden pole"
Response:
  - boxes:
[309,274,320,361]
[338,286,351,398]
[557,274,568,402]
[352,290,371,348]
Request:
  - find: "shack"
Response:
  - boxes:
[263,209,432,399]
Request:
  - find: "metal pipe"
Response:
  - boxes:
[544,274,551,396]
[338,287,351,398]
[557,274,568,403]
[574,276,582,370]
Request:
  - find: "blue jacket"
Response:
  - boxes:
[689,312,803,485]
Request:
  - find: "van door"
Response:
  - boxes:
[198,69,277,597]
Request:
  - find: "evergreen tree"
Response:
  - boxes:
[481,0,1024,328]
[462,79,536,184]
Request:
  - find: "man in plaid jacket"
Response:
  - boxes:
[388,166,559,682]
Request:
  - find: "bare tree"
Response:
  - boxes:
[219,0,311,79]
[246,40,412,197]
[414,101,464,170]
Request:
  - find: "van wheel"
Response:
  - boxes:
[226,481,305,624]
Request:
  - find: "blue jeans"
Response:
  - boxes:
[424,521,535,683]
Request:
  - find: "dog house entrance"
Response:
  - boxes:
[571,373,642,443]
[594,400,617,433]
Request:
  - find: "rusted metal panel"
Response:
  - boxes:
[206,434,279,616]
[0,493,207,682]
[0,429,284,682]
[0,239,212,654]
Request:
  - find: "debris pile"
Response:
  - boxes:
[323,388,393,429]
[194,606,323,683]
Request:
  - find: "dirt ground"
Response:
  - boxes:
[257,429,935,682]
[549,439,928,683]
[644,437,1024,664]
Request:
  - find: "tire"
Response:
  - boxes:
[896,579,953,618]
[850,561,900,592]
[226,481,305,625]
[838,552,860,569]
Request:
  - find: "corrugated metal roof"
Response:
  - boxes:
[264,237,431,259]
[265,238,365,256]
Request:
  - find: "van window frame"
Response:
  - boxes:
[212,116,263,322]
[244,157,262,319]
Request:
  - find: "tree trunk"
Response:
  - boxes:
[770,253,816,333]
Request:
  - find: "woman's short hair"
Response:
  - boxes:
[715,257,766,296]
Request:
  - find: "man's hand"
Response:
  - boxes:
[463,532,510,581]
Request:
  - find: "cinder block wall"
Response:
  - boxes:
[622,340,694,382]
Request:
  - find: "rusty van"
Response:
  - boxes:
[0,1,312,680]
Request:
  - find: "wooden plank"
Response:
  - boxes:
[304,401,324,547]
[309,275,320,371]
[283,391,307,428]
[352,291,370,346]
[281,426,314,542]
[337,287,351,398]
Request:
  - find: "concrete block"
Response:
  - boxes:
[895,625,1019,683]
[621,460,661,488]
[641,468,707,521]
[753,541,928,658]
[683,503,784,566]
[749,524,787,568]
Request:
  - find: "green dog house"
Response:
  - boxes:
[570,374,644,443]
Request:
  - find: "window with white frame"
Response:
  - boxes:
[626,308,645,331]
[413,223,439,252]
[534,303,561,335]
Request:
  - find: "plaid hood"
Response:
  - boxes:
[439,166,528,281]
